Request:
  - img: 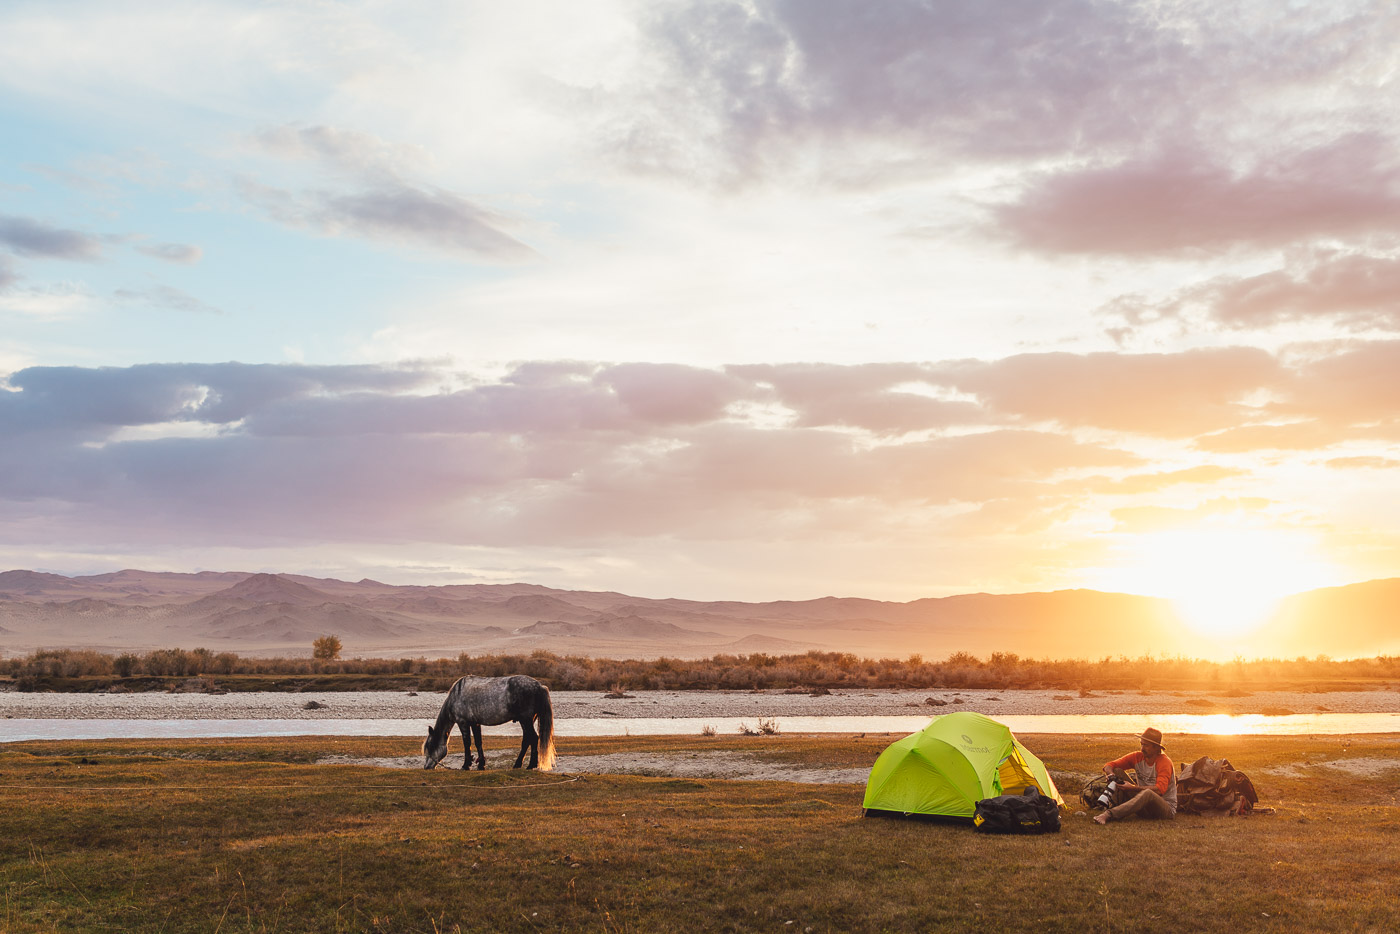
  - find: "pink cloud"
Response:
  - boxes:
[732,362,985,433]
[618,0,1203,185]
[928,347,1284,437]
[997,136,1400,255]
[1107,248,1400,333]
[3,346,1395,551]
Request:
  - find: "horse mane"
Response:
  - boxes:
[423,687,457,761]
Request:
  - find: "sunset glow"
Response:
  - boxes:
[1098,527,1341,643]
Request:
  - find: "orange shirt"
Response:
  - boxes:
[1106,750,1174,797]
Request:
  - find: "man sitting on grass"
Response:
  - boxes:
[1093,727,1176,824]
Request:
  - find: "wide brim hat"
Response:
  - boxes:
[1139,727,1165,751]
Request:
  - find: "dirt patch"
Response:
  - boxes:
[1262,757,1400,780]
[318,751,870,784]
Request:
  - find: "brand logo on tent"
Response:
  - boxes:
[959,734,990,753]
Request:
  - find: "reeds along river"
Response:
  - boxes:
[3,712,1400,743]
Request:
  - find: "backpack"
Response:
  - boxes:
[1177,756,1259,816]
[973,787,1062,834]
[1080,771,1138,810]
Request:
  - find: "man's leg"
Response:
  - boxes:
[1106,789,1173,821]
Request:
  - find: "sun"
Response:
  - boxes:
[1100,526,1338,641]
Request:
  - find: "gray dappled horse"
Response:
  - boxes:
[423,675,556,771]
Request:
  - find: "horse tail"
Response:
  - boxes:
[536,685,556,771]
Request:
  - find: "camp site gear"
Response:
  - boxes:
[1081,775,1111,809]
[862,711,1063,820]
[1177,756,1259,816]
[1080,774,1137,810]
[973,787,1062,834]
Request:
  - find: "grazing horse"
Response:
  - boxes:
[423,675,555,771]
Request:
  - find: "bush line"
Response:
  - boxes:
[2,646,1398,693]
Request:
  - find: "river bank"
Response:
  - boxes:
[3,685,1398,720]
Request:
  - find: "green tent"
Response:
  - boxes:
[863,711,1064,819]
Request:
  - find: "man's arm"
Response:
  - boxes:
[1102,751,1140,777]
[1150,756,1172,795]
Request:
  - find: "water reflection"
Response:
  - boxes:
[3,711,1400,743]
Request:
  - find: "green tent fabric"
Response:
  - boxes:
[863,711,1064,819]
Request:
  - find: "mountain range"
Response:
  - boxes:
[0,569,1397,660]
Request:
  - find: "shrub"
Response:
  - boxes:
[312,635,342,661]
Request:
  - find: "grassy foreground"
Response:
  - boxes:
[2,733,1398,933]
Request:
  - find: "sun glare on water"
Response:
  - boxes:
[1103,528,1338,641]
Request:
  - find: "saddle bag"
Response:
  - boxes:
[973,787,1062,834]
[1177,756,1259,816]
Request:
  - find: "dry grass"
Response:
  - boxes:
[1,733,1398,932]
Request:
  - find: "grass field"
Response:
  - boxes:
[2,732,1398,932]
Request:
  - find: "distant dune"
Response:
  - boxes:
[0,569,1397,660]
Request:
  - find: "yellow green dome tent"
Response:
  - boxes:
[863,711,1063,819]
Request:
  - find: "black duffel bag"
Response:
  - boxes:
[973,787,1061,834]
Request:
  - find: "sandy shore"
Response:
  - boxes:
[2,686,1397,720]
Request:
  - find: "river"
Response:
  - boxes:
[4,711,1400,742]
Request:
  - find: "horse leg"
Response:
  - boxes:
[472,724,485,770]
[514,718,539,769]
[457,720,472,770]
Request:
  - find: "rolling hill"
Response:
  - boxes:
[0,569,1396,660]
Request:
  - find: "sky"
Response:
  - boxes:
[2,0,1399,634]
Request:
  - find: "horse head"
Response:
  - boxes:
[422,724,448,770]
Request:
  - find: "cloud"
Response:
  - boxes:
[3,347,1395,551]
[1194,422,1366,453]
[0,213,103,260]
[252,124,427,178]
[1326,456,1400,470]
[0,282,91,317]
[927,347,1284,437]
[0,358,1138,548]
[237,177,536,262]
[0,362,433,435]
[240,362,749,439]
[615,0,1397,194]
[616,0,1204,185]
[1194,251,1400,331]
[241,121,537,262]
[1185,342,1400,451]
[1110,497,1274,533]
[1287,341,1400,422]
[134,242,202,264]
[595,363,751,424]
[1104,248,1400,334]
[112,286,222,315]
[1078,466,1248,495]
[996,136,1400,256]
[731,362,984,434]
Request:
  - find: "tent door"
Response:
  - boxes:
[997,751,1041,795]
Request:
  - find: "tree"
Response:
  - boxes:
[312,635,342,661]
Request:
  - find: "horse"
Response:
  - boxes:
[423,675,556,771]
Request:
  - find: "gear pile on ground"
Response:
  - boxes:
[1176,756,1259,816]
